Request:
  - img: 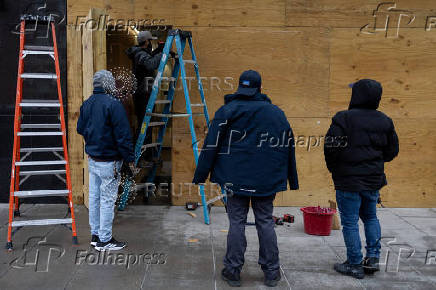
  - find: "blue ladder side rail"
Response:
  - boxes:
[118,30,213,225]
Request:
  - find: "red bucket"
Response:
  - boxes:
[300,206,337,236]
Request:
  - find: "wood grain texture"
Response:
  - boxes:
[329,28,436,119]
[285,0,432,29]
[67,26,84,205]
[81,8,108,207]
[67,1,436,207]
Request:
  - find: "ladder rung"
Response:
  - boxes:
[21,73,57,79]
[23,45,54,51]
[184,60,197,64]
[21,124,61,129]
[146,113,190,118]
[15,160,66,166]
[17,132,63,136]
[21,99,59,103]
[14,189,69,198]
[20,169,66,176]
[20,102,60,107]
[142,143,161,149]
[20,147,63,153]
[191,103,205,107]
[155,100,171,104]
[11,218,72,227]
[149,122,166,127]
[23,50,55,56]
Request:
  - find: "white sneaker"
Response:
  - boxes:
[94,237,126,251]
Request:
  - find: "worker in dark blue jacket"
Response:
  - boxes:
[77,70,135,252]
[193,70,299,287]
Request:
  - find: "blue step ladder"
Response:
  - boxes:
[118,29,214,224]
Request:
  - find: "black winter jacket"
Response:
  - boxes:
[126,46,162,96]
[324,79,399,192]
[77,87,135,162]
[193,92,299,196]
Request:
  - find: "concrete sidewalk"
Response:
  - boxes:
[0,204,435,289]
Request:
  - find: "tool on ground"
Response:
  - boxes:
[6,15,78,250]
[117,29,215,224]
[185,202,199,211]
[273,216,284,225]
[283,214,295,223]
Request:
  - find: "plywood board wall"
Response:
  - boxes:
[67,1,436,207]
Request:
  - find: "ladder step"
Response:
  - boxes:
[142,143,161,149]
[146,113,190,118]
[16,160,66,166]
[184,60,197,64]
[20,102,60,107]
[24,45,54,51]
[20,169,66,176]
[14,189,69,198]
[21,73,57,79]
[155,100,171,104]
[17,132,63,136]
[11,218,72,227]
[191,103,205,107]
[20,147,63,153]
[21,124,61,129]
[23,50,55,56]
[148,122,166,127]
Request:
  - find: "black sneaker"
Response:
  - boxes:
[264,271,281,287]
[363,257,380,274]
[94,238,126,252]
[90,235,99,247]
[334,261,364,279]
[221,268,241,287]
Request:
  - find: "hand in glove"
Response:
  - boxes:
[154,42,165,54]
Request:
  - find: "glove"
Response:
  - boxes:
[169,51,177,58]
[155,42,165,54]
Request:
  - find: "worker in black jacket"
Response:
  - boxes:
[126,31,163,167]
[324,79,399,279]
[193,70,299,287]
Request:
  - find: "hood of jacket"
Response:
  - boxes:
[349,79,382,110]
[224,92,272,105]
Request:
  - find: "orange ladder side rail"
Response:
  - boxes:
[7,20,25,247]
[51,22,78,242]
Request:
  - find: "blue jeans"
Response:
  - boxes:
[88,158,122,243]
[224,194,279,280]
[336,190,381,265]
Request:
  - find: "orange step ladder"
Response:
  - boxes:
[6,15,78,250]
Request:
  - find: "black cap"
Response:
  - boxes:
[236,70,261,96]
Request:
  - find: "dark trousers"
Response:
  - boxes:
[224,194,280,279]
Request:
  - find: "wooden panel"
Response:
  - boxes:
[81,8,107,208]
[279,118,333,207]
[175,26,330,120]
[286,0,430,29]
[382,119,436,207]
[329,28,436,119]
[67,26,84,205]
[174,0,286,27]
